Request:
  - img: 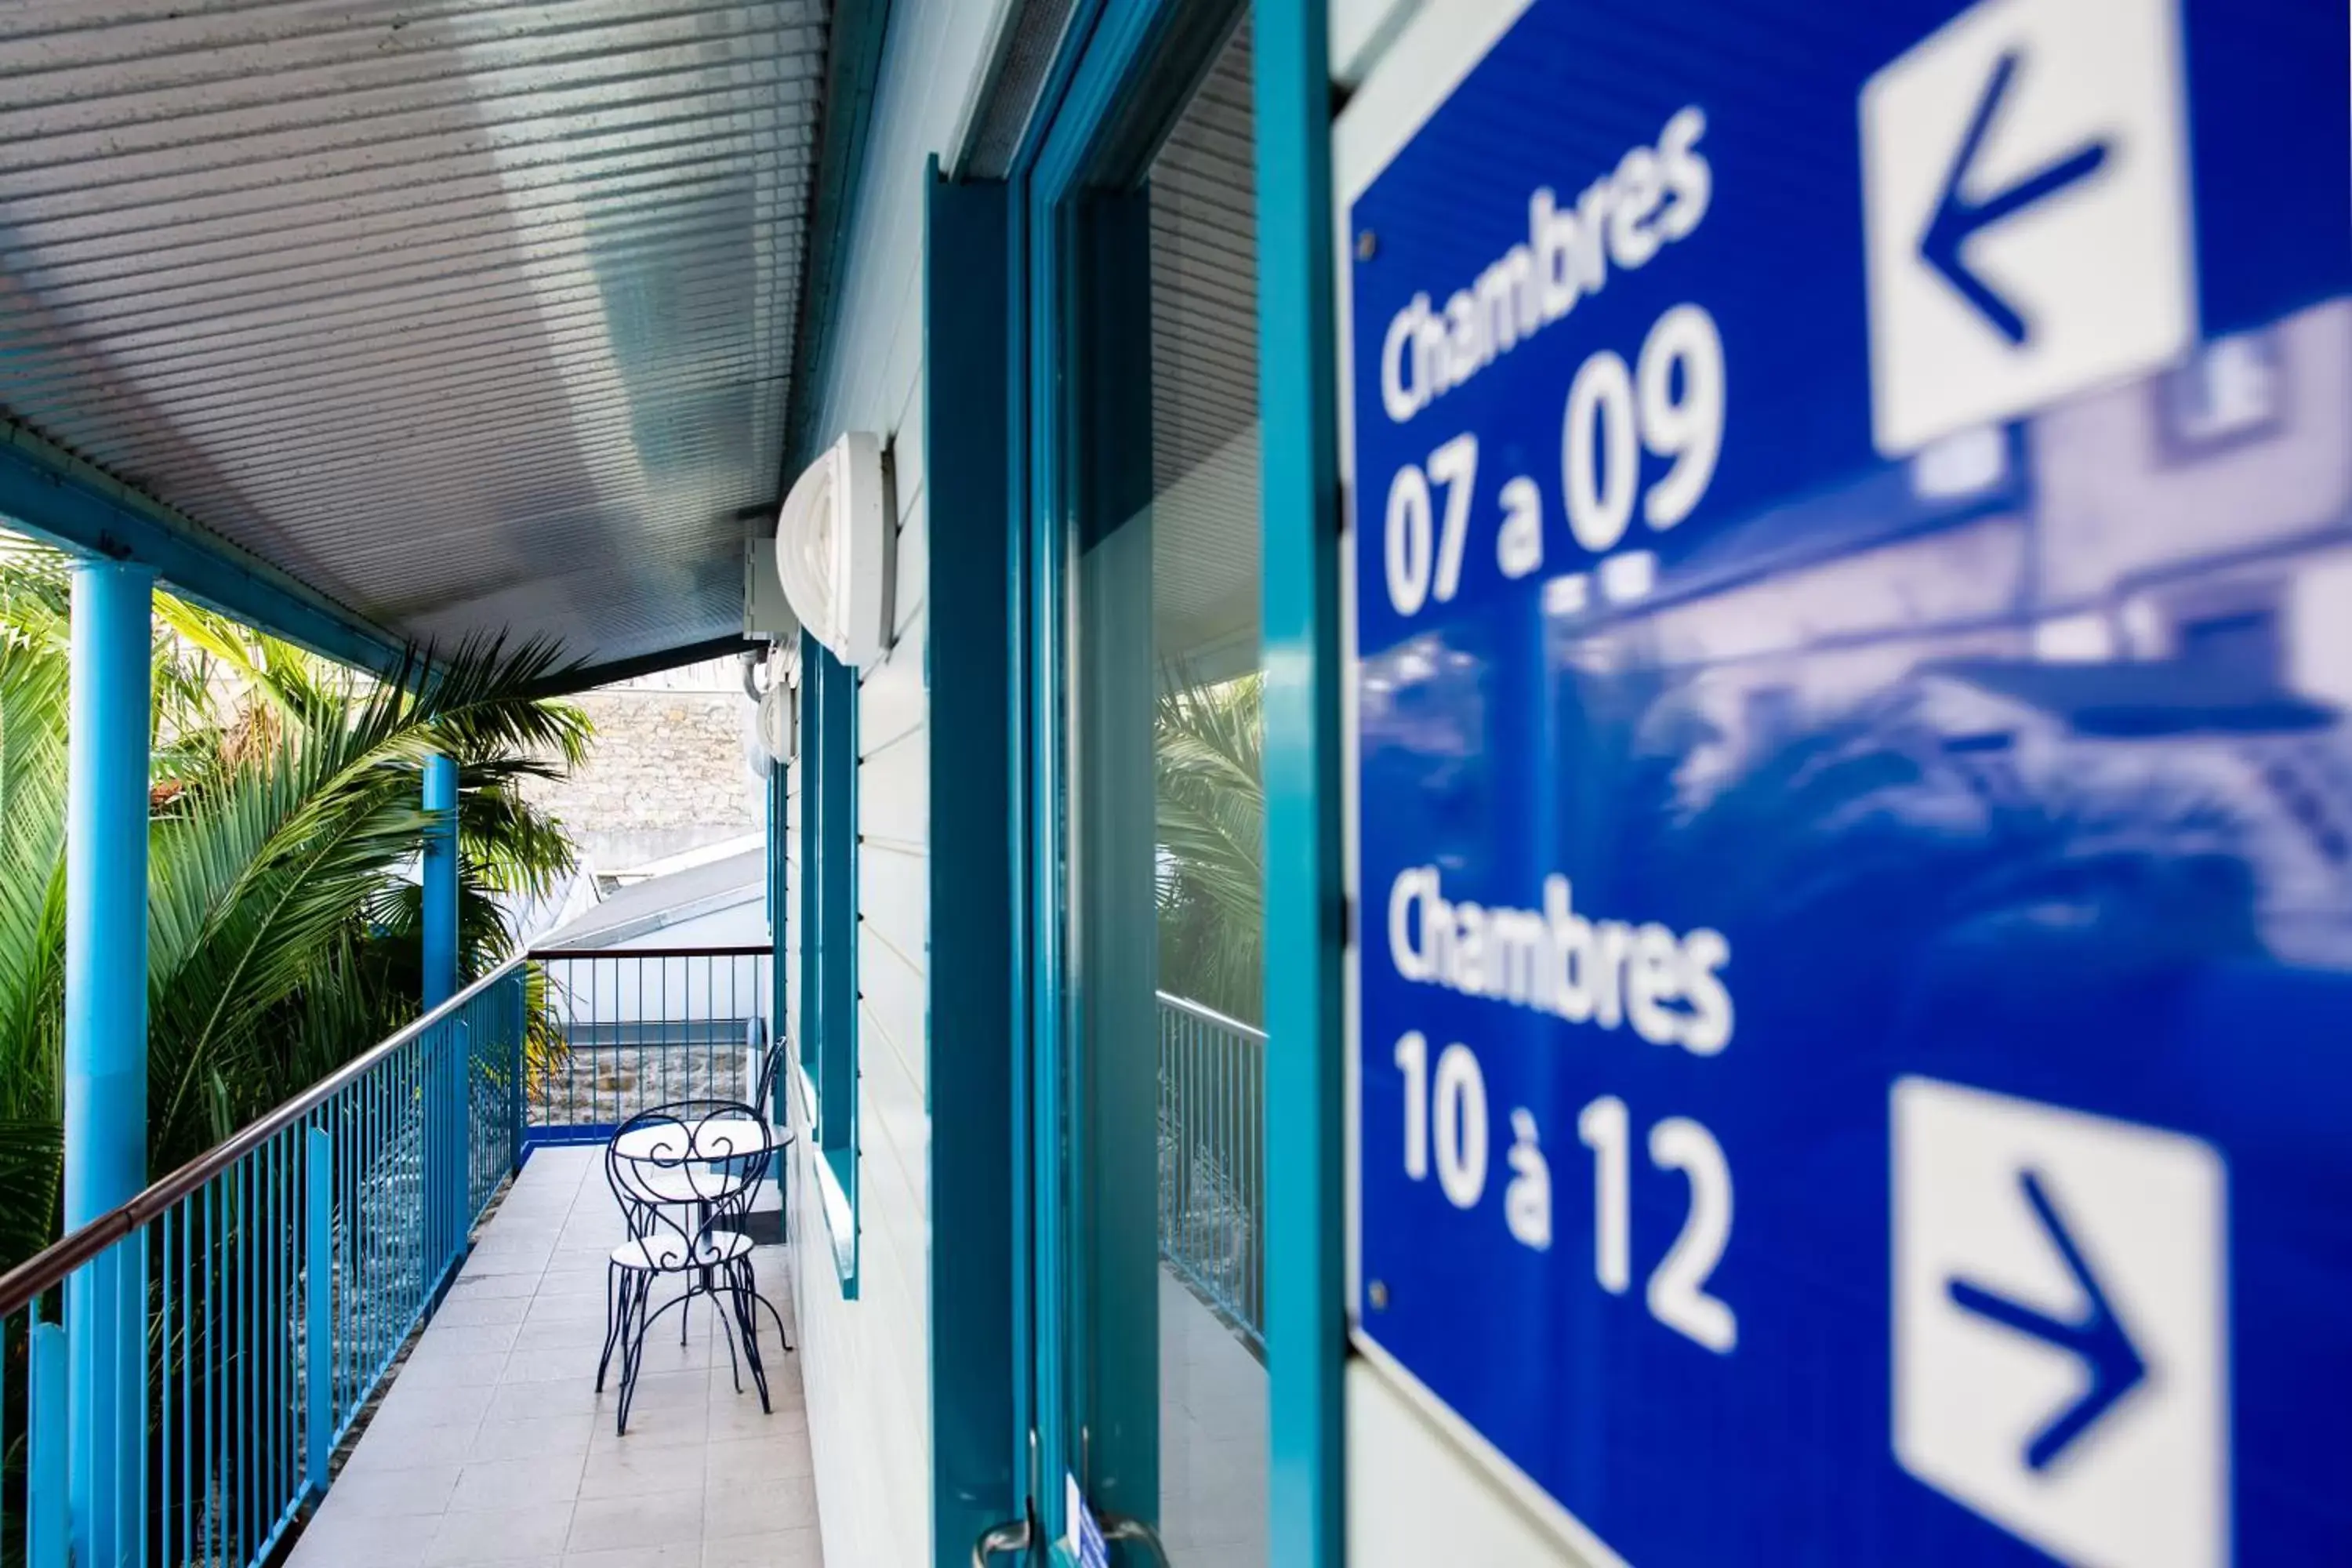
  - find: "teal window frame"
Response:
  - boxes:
[924,158,1023,1565]
[1250,4,1347,1562]
[768,737,789,1136]
[799,629,862,1292]
[999,2,1343,1560]
[797,630,822,1084]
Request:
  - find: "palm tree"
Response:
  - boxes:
[1153,666,1266,1336]
[0,539,590,1271]
[1154,668,1264,1028]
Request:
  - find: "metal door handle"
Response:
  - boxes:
[972,1518,1031,1567]
[1101,1512,1173,1566]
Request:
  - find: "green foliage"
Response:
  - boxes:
[1155,668,1264,1026]
[0,550,70,1271]
[0,543,590,1269]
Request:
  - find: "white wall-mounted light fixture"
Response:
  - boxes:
[740,645,797,773]
[756,677,797,764]
[775,430,894,670]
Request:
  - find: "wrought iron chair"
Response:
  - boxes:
[636,1021,795,1241]
[750,1018,789,1123]
[610,1085,791,1250]
[736,1022,795,1242]
[605,1094,771,1233]
[596,1105,775,1433]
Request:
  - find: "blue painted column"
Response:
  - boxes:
[62,559,153,1568]
[420,752,463,1276]
[29,1321,66,1568]
[421,752,459,1008]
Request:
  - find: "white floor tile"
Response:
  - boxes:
[285,1149,818,1568]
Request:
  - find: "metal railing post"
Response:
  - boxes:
[29,1319,65,1568]
[438,1020,466,1284]
[422,1022,440,1282]
[306,1125,332,1499]
[510,972,527,1170]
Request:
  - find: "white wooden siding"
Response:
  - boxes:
[1347,1359,1606,1568]
[786,3,1016,1563]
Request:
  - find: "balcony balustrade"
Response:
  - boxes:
[0,944,781,1568]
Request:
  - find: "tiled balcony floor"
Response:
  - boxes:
[287,1146,820,1568]
[1159,1271,1269,1568]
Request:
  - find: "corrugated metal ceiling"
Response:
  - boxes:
[1150,19,1259,678]
[0,0,829,666]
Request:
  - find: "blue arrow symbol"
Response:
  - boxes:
[1947,1169,2147,1471]
[1919,49,2112,346]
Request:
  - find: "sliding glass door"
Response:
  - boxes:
[1021,7,1268,1562]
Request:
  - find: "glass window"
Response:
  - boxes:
[1065,18,1268,1565]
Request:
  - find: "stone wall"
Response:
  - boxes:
[524,658,764,873]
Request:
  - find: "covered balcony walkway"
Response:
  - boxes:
[288,1146,817,1568]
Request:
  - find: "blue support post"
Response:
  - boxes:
[421,753,459,1008]
[62,559,152,1568]
[30,1321,66,1568]
[420,754,463,1281]
[306,1125,332,1498]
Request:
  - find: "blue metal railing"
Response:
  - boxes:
[1156,992,1266,1357]
[524,946,772,1143]
[0,959,529,1568]
[0,939,781,1565]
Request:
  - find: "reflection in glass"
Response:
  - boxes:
[1068,16,1269,1566]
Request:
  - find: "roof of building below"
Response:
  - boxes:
[535,847,764,951]
[1929,659,2339,737]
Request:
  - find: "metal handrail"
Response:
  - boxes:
[0,953,526,1318]
[529,943,773,960]
[1156,990,1268,1355]
[527,945,776,1138]
[1153,989,1266,1040]
[0,941,785,1310]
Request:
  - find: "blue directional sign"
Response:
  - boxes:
[1944,1171,2144,1475]
[1917,51,2111,347]
[1344,0,2352,1563]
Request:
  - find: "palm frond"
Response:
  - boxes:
[0,626,67,1145]
[0,536,593,1260]
[1155,666,1265,1025]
